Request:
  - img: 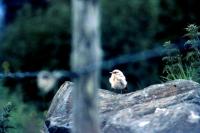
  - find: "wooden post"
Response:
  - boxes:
[71,0,101,132]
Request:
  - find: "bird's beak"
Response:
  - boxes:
[109,72,113,74]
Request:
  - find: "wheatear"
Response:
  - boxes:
[109,69,127,93]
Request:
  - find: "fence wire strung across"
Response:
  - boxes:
[0,44,173,79]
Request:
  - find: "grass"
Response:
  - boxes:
[162,24,200,82]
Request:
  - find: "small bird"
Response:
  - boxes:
[109,69,128,93]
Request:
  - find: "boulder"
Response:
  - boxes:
[42,79,200,133]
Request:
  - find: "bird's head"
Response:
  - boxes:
[110,69,124,77]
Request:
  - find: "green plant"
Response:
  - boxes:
[0,84,43,133]
[0,102,14,133]
[162,24,200,81]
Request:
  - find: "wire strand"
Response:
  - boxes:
[0,44,177,79]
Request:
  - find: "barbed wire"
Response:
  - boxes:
[103,45,167,68]
[2,39,197,79]
[0,71,38,78]
[0,71,75,79]
[0,41,198,93]
[0,44,168,79]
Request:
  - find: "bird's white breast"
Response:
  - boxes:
[109,75,127,90]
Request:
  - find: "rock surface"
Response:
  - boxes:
[42,79,200,133]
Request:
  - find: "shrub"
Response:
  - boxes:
[0,102,14,133]
[0,84,43,133]
[162,24,200,82]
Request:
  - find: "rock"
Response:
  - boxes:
[42,79,200,133]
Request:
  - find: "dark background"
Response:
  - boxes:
[1,0,200,103]
[0,0,200,132]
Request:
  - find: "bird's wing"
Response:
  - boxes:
[119,79,126,88]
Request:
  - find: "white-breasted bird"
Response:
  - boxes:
[109,69,127,93]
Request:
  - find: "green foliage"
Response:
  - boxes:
[0,1,70,108]
[1,1,71,71]
[162,24,200,82]
[0,102,14,133]
[0,84,43,133]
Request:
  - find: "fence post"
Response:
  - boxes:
[71,0,101,132]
